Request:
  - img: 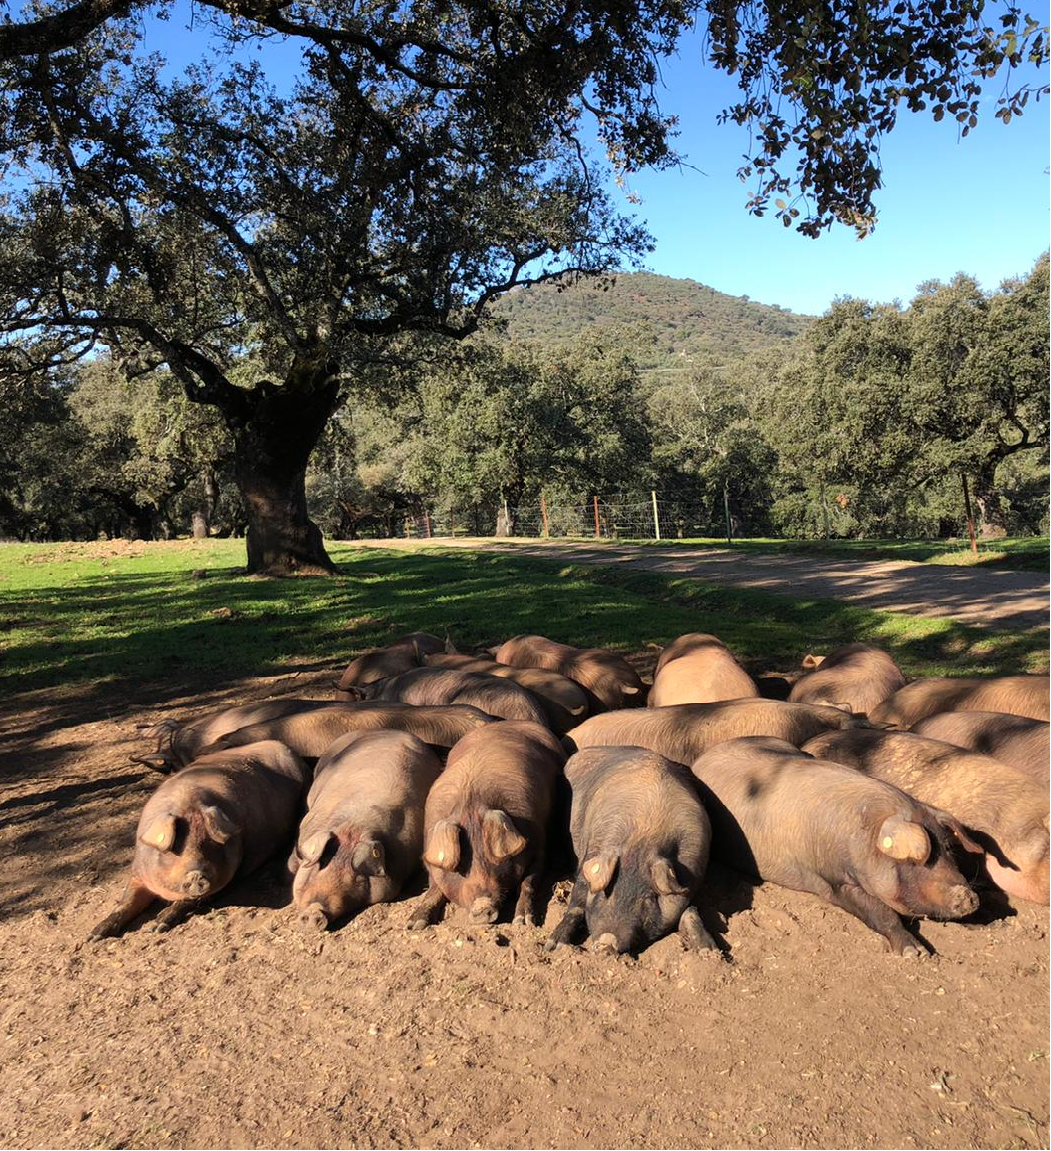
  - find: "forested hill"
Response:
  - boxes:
[493,271,811,369]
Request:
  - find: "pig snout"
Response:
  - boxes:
[468,896,499,925]
[181,870,212,899]
[593,932,622,954]
[299,902,329,932]
[945,884,979,918]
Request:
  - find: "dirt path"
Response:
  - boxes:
[2,662,1048,1151]
[352,538,1049,631]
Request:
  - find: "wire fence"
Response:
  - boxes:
[397,493,736,541]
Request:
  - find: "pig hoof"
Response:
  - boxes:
[512,913,536,928]
[899,943,925,959]
[299,906,328,933]
[406,919,429,933]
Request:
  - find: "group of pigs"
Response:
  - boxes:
[91,632,1050,959]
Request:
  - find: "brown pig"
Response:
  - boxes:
[134,698,331,773]
[344,667,548,726]
[206,701,494,761]
[788,643,907,715]
[564,698,868,764]
[407,721,566,929]
[425,653,589,734]
[546,746,717,955]
[912,711,1050,784]
[691,737,981,955]
[88,740,309,939]
[649,632,759,707]
[493,634,645,711]
[289,730,442,930]
[802,728,1050,905]
[336,632,447,690]
[870,675,1050,727]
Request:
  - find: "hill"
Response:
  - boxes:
[493,270,811,371]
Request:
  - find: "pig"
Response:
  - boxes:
[870,675,1050,727]
[206,701,494,761]
[336,632,447,690]
[648,632,759,707]
[493,634,645,711]
[88,740,309,939]
[564,698,868,764]
[343,667,548,726]
[912,711,1050,784]
[134,698,331,773]
[691,737,981,955]
[425,653,589,734]
[407,721,566,929]
[289,730,442,930]
[788,643,907,715]
[546,746,717,955]
[802,728,1051,905]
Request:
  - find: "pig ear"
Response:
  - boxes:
[482,809,527,861]
[801,653,825,670]
[341,684,370,701]
[139,813,176,852]
[651,857,688,896]
[424,819,461,870]
[582,854,618,894]
[444,635,458,654]
[877,815,930,864]
[621,684,641,696]
[201,804,237,844]
[352,838,387,878]
[299,830,332,866]
[830,701,853,714]
[931,808,984,855]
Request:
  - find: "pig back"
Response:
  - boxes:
[337,633,445,688]
[163,699,331,768]
[649,633,759,707]
[145,740,309,875]
[788,643,906,715]
[870,675,1051,727]
[912,711,1050,783]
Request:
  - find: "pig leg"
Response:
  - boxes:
[830,885,924,957]
[147,897,208,934]
[406,883,448,932]
[543,877,589,951]
[512,867,543,927]
[87,881,155,941]
[678,905,719,954]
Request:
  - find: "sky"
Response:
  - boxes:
[138,7,1050,317]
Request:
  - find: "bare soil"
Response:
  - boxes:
[1,664,1048,1151]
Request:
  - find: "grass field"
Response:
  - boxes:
[2,538,1046,696]
[610,534,1049,571]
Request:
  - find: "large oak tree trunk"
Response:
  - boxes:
[231,364,341,576]
[973,462,1008,539]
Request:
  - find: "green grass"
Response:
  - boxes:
[611,534,1049,572]
[2,538,1046,700]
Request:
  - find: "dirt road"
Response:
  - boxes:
[2,660,1048,1151]
[352,538,1049,631]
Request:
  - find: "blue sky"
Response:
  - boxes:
[142,7,1050,316]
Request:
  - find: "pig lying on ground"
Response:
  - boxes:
[336,632,447,690]
[493,634,645,712]
[425,654,589,734]
[89,741,309,939]
[134,699,331,773]
[342,667,548,726]
[407,721,566,930]
[788,643,907,715]
[691,737,981,955]
[564,698,868,763]
[206,702,494,761]
[546,746,717,955]
[870,675,1050,727]
[290,731,442,930]
[648,633,759,708]
[802,728,1050,905]
[912,711,1050,784]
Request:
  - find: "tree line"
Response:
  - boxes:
[4,254,1046,545]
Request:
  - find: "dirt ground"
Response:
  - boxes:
[1,663,1048,1151]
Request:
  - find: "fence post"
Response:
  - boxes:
[424,510,432,539]
[961,473,978,554]
[723,481,732,546]
[540,492,550,538]
[592,495,601,539]
[651,490,661,540]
